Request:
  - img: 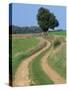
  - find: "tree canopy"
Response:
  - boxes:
[37,7,59,32]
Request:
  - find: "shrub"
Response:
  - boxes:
[53,39,61,48]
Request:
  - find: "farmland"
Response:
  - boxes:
[11,31,66,86]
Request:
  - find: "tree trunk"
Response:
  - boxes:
[42,28,48,38]
[44,30,48,38]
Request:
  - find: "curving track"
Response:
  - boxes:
[13,36,65,86]
[41,43,65,84]
[13,37,50,86]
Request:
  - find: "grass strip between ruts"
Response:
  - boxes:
[29,43,54,85]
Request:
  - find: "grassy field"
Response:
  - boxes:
[49,31,66,36]
[12,36,39,57]
[48,44,66,78]
[29,31,66,85]
[11,31,66,84]
[48,31,66,79]
[29,43,53,85]
[12,36,39,79]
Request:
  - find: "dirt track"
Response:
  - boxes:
[41,43,65,84]
[13,37,50,86]
[13,36,65,86]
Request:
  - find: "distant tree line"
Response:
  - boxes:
[9,25,43,34]
[9,25,64,34]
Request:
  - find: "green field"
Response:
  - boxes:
[48,44,66,78]
[49,31,66,36]
[48,32,66,79]
[29,31,66,85]
[12,36,39,57]
[12,36,39,79]
[11,31,66,84]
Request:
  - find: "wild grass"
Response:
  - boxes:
[48,44,66,78]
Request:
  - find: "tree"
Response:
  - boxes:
[37,7,59,35]
[49,13,59,29]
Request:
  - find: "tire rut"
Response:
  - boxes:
[41,42,65,84]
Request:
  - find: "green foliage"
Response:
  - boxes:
[49,13,59,29]
[37,7,59,32]
[37,8,50,31]
[53,39,61,48]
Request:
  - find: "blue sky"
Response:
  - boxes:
[11,3,66,29]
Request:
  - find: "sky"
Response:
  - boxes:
[11,3,66,29]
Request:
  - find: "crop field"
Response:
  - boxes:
[11,31,66,86]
